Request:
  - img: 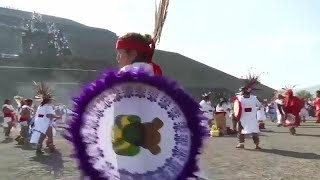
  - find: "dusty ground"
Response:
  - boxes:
[0,120,319,180]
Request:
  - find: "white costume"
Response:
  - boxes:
[2,104,15,127]
[256,106,267,121]
[237,95,261,134]
[120,62,154,75]
[30,104,55,144]
[299,102,309,118]
[199,100,214,120]
[275,99,284,124]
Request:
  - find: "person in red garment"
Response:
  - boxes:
[314,90,320,123]
[283,89,304,135]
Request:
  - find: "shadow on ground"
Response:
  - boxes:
[29,150,65,179]
[295,134,320,138]
[247,148,320,160]
[1,138,13,143]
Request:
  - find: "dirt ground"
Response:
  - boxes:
[0,120,319,180]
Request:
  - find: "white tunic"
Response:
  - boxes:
[275,99,284,123]
[257,106,267,121]
[299,103,309,117]
[30,104,55,144]
[119,62,154,75]
[238,95,261,134]
[199,100,214,120]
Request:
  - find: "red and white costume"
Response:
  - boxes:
[19,105,33,126]
[283,90,304,127]
[314,97,320,123]
[2,104,15,128]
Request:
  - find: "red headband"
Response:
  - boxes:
[116,39,155,61]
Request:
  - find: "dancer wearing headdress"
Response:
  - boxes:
[314,90,320,123]
[282,86,304,135]
[30,82,60,154]
[66,1,207,179]
[233,74,262,149]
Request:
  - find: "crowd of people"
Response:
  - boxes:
[199,86,320,148]
[2,90,71,154]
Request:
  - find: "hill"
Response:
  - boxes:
[296,85,320,95]
[0,7,275,104]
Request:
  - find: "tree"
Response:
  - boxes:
[295,90,313,100]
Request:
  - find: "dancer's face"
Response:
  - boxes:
[117,49,137,68]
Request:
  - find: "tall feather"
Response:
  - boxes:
[153,0,170,44]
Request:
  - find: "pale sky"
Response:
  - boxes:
[1,0,319,90]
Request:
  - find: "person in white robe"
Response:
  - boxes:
[299,100,309,122]
[215,97,232,135]
[235,74,262,149]
[199,92,214,129]
[30,82,60,154]
[257,101,267,129]
[274,94,285,127]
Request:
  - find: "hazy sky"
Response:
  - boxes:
[1,0,319,89]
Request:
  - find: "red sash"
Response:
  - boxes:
[3,112,14,121]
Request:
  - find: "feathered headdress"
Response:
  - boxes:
[33,81,54,101]
[202,91,211,98]
[14,95,24,106]
[241,73,261,93]
[281,84,297,91]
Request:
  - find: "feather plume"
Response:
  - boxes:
[32,81,54,100]
[153,0,170,44]
[281,84,297,90]
[243,73,260,89]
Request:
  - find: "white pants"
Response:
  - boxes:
[3,117,11,127]
[30,119,51,144]
[277,114,283,124]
